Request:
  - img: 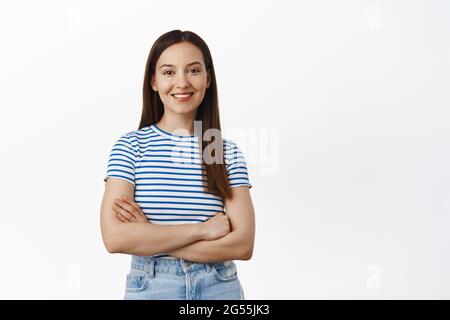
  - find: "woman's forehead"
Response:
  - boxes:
[157,42,204,66]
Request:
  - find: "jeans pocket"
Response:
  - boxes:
[212,261,238,282]
[125,269,148,292]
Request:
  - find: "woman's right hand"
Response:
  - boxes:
[200,211,231,240]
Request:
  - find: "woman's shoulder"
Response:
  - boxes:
[222,138,246,159]
[222,137,238,147]
[112,126,153,156]
[119,126,153,141]
[222,138,237,152]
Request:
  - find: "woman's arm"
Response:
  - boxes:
[167,186,255,263]
[101,178,204,256]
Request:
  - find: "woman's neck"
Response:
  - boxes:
[156,113,196,136]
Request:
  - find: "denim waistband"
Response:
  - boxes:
[130,255,214,278]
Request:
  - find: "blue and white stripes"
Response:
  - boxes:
[104,124,252,257]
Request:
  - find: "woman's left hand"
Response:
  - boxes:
[112,196,149,224]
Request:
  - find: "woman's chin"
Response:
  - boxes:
[169,104,198,115]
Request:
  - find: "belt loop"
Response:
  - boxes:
[147,257,155,278]
[206,263,212,273]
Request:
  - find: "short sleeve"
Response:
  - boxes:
[104,134,137,186]
[225,140,252,189]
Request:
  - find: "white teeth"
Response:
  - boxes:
[173,93,192,98]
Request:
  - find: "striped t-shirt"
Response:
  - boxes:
[104,123,252,257]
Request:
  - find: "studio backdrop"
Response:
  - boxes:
[0,0,449,299]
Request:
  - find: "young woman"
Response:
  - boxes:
[100,30,255,300]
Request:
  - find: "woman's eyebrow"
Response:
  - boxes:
[159,61,202,69]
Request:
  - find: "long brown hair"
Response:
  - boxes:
[138,30,232,199]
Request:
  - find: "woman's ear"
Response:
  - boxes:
[151,76,157,91]
[206,70,211,89]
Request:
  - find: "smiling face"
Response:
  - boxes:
[151,41,211,117]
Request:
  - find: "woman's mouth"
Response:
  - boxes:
[171,92,194,103]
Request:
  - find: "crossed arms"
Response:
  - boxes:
[100,178,255,263]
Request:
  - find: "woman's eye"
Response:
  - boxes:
[163,69,199,76]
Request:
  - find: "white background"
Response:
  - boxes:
[0,0,449,299]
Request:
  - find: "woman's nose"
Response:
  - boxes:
[175,73,190,87]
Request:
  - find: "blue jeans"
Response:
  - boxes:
[123,255,245,300]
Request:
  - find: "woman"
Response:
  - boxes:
[100,30,255,300]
